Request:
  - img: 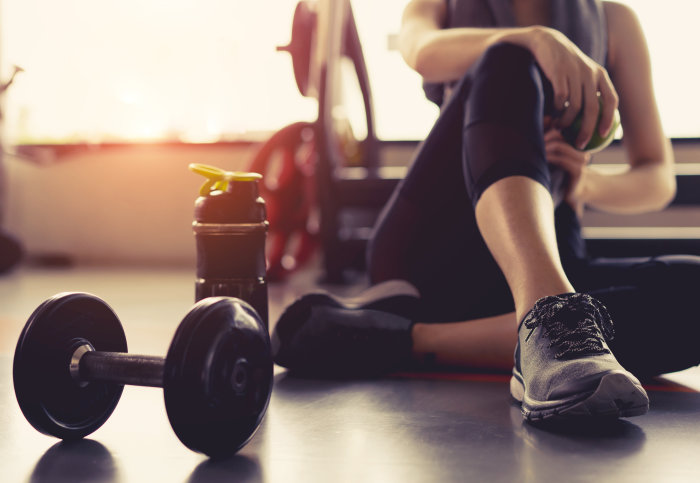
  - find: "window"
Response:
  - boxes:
[618,0,700,138]
[0,0,316,144]
[0,0,698,144]
[353,0,700,140]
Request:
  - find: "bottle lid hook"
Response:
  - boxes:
[189,163,262,196]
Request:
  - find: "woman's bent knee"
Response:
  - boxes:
[476,42,535,73]
[467,42,548,126]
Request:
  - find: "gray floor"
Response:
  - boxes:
[1,266,700,483]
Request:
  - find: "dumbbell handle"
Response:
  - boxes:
[71,344,164,388]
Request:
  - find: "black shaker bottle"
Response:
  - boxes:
[190,163,269,327]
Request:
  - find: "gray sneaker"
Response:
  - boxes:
[510,293,649,421]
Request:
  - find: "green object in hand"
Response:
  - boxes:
[561,100,621,153]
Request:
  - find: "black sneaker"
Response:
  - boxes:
[510,293,649,421]
[271,280,418,376]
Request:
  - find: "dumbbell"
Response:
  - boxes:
[13,292,273,458]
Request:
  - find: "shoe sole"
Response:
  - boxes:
[339,279,421,308]
[510,370,649,422]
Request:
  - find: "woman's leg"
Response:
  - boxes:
[410,255,700,378]
[574,254,700,378]
[370,43,574,323]
[419,43,647,420]
[276,44,646,418]
[412,251,700,379]
[475,177,573,321]
[460,43,575,321]
[367,71,516,324]
[412,311,517,371]
[273,45,524,376]
[410,203,587,372]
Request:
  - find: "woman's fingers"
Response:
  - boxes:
[575,82,600,149]
[545,134,591,173]
[574,66,618,148]
[546,147,579,171]
[556,69,618,149]
[531,27,618,148]
[550,72,570,112]
[558,78,579,128]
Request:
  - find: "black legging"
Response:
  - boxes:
[367,43,700,378]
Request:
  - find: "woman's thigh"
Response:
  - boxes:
[368,184,514,323]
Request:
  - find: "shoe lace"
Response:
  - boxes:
[523,293,615,359]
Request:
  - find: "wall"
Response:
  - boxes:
[3,143,258,266]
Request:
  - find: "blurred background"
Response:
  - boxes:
[0,0,698,269]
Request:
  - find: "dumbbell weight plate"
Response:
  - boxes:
[13,293,127,439]
[163,297,273,457]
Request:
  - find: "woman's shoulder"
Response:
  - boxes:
[602,1,640,23]
[602,1,645,67]
[603,1,644,37]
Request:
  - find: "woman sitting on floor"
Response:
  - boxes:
[272,0,699,422]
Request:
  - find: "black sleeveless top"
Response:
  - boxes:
[424,0,608,105]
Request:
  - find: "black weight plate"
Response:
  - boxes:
[163,297,273,457]
[13,292,127,439]
[278,1,316,96]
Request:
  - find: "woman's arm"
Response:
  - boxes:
[399,0,527,82]
[399,0,618,150]
[574,2,676,214]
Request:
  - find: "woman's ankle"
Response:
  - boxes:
[515,284,576,322]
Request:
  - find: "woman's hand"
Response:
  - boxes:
[525,26,618,150]
[544,129,591,211]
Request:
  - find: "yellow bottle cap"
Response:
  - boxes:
[189,163,262,196]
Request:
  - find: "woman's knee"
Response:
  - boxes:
[476,42,535,74]
[461,43,554,205]
[472,42,540,89]
[466,42,550,125]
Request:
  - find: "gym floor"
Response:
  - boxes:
[1,265,699,483]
